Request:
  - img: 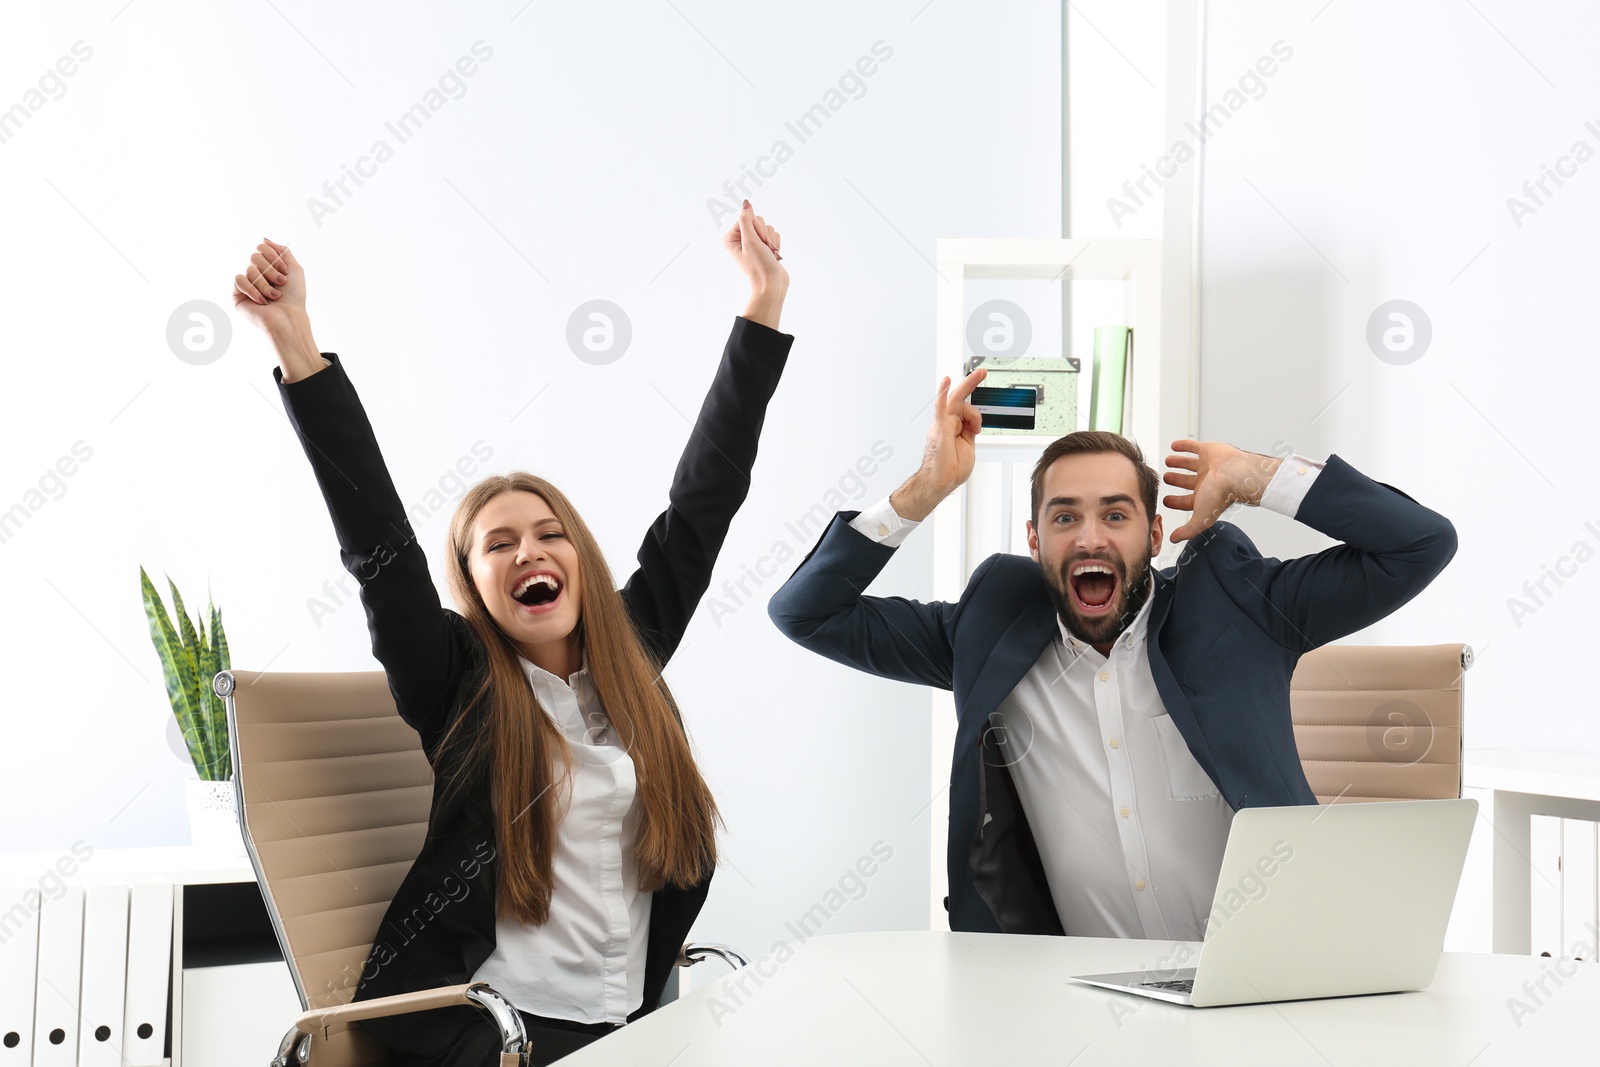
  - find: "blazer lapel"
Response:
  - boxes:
[1145,570,1223,794]
[957,599,1059,750]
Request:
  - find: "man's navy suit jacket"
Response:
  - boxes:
[767,455,1457,934]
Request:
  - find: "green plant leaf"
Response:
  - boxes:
[169,577,202,685]
[208,600,232,779]
[171,575,231,779]
[216,603,232,777]
[212,602,231,669]
[141,567,210,773]
[195,625,223,781]
[192,609,227,780]
[172,582,204,772]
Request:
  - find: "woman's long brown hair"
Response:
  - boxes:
[431,472,719,925]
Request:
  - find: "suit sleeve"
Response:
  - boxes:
[275,353,476,754]
[619,316,792,665]
[1214,453,1457,652]
[766,511,970,691]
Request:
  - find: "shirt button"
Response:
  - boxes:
[1120,807,1130,819]
[1297,465,1308,475]
[1135,880,1147,891]
[1109,738,1120,750]
[876,523,889,536]
[1099,670,1109,682]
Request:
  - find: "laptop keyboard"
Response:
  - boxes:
[1139,978,1195,993]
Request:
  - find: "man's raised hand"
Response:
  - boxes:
[1162,439,1282,543]
[890,367,987,522]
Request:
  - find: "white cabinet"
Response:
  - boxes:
[180,962,300,1067]
[0,846,285,1067]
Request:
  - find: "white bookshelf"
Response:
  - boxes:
[925,237,1190,927]
[0,846,291,1067]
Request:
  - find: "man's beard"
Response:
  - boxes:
[1043,547,1154,647]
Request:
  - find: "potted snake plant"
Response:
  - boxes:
[140,567,242,854]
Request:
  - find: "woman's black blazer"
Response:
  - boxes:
[273,316,793,1056]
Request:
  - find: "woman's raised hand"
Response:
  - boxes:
[233,238,305,330]
[724,201,788,330]
[232,237,325,382]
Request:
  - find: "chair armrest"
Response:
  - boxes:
[676,942,750,971]
[274,983,527,1067]
[292,982,479,1030]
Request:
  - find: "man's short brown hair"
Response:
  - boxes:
[1029,431,1160,526]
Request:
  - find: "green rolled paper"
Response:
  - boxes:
[1090,324,1131,433]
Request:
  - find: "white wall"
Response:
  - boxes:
[1193,0,1600,754]
[1069,0,1168,242]
[0,0,1061,965]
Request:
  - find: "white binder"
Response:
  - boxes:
[29,886,83,1067]
[0,888,40,1067]
[121,883,173,1067]
[77,886,130,1067]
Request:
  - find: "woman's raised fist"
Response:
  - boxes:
[233,238,306,334]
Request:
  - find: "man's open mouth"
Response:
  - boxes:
[511,571,564,612]
[1067,560,1120,616]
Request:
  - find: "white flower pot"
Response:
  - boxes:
[185,778,246,857]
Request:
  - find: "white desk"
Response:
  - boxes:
[1464,747,1600,954]
[561,931,1598,1066]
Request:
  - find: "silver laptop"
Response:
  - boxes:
[1067,797,1477,1007]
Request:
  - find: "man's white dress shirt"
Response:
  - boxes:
[849,455,1323,940]
[469,654,650,1024]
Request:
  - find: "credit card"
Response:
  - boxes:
[971,385,1038,430]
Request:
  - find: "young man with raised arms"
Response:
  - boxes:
[768,368,1456,939]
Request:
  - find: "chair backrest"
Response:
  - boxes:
[219,669,433,1017]
[1289,643,1469,803]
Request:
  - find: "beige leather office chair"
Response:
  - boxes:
[217,669,747,1067]
[1289,643,1470,804]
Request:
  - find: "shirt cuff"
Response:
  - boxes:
[273,353,334,387]
[849,496,919,548]
[1258,454,1324,518]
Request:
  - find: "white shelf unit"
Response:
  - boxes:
[0,845,296,1067]
[925,238,1187,927]
[1462,748,1600,957]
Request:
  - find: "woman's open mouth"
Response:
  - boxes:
[1067,560,1120,616]
[511,571,564,615]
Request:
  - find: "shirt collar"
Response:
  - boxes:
[515,651,596,738]
[515,650,590,691]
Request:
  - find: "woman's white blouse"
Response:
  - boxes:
[468,653,651,1024]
